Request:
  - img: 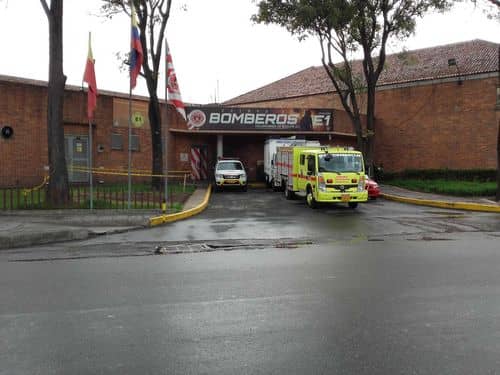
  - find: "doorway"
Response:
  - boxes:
[65,135,89,183]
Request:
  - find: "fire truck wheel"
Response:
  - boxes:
[285,185,294,200]
[306,188,317,209]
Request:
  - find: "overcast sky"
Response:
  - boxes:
[1,1,498,104]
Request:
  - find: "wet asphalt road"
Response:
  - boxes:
[72,188,500,248]
[1,189,500,374]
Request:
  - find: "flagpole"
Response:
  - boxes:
[88,118,93,210]
[127,3,133,210]
[164,39,169,212]
[88,32,94,211]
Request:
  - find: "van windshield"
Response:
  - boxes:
[217,162,243,171]
[318,153,363,173]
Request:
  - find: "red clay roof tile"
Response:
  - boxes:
[225,39,499,105]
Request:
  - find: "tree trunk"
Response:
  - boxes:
[353,115,364,155]
[365,81,376,177]
[46,0,69,206]
[148,93,163,190]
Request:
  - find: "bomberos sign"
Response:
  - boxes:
[185,106,334,132]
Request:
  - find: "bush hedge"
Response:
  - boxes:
[382,169,496,182]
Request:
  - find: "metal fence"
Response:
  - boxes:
[0,183,194,210]
[0,169,194,210]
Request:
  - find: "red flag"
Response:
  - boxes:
[166,40,186,121]
[83,32,97,120]
[130,3,143,89]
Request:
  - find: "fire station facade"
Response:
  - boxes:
[0,39,498,187]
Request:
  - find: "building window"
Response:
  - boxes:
[111,133,123,150]
[130,134,140,151]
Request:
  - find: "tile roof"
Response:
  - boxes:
[224,39,499,105]
[0,74,203,106]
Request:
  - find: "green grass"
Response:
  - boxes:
[386,179,496,197]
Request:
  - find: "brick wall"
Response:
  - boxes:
[230,77,498,173]
[374,77,498,172]
[0,81,48,187]
[0,79,155,187]
[3,74,496,187]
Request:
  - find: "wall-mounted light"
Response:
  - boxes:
[448,58,463,85]
[1,125,14,139]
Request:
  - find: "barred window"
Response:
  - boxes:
[130,135,140,151]
[111,133,123,150]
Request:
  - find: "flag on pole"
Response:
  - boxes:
[130,3,143,89]
[83,32,98,120]
[166,40,186,121]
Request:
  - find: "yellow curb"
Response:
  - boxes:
[149,185,212,226]
[381,193,500,213]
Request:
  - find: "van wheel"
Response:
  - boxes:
[285,185,294,200]
[348,202,358,209]
[306,188,317,208]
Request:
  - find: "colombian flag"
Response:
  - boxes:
[83,32,98,120]
[130,3,143,89]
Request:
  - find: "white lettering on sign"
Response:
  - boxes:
[232,113,245,123]
[312,114,331,127]
[276,114,287,125]
[221,113,232,124]
[255,113,265,125]
[244,113,255,124]
[287,114,299,125]
[203,111,323,128]
[266,114,277,124]
[209,113,220,123]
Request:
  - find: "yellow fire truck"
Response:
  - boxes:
[273,146,368,208]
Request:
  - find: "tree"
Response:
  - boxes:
[254,0,450,175]
[40,0,70,206]
[101,0,172,189]
[470,0,500,19]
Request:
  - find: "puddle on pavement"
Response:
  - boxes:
[407,236,455,242]
[424,211,467,219]
[154,239,314,255]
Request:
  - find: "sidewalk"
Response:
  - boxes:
[0,186,210,250]
[380,184,500,213]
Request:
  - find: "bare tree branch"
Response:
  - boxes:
[40,0,49,17]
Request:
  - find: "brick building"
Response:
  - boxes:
[224,39,500,173]
[0,39,498,188]
[0,75,161,187]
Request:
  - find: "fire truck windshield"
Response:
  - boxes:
[318,153,363,173]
